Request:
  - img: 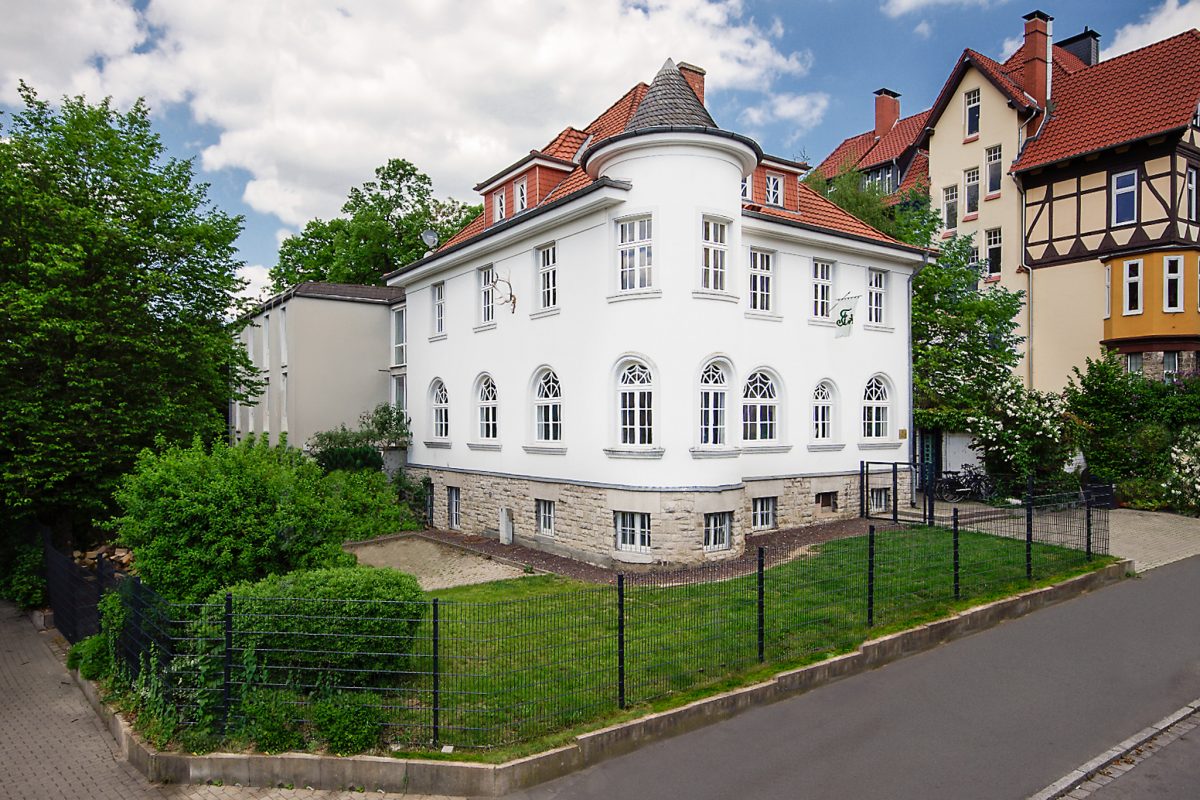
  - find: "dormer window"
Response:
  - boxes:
[965,88,980,137]
[765,174,783,206]
[493,189,506,222]
[516,178,528,212]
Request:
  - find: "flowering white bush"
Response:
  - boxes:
[1166,428,1200,515]
[967,377,1076,486]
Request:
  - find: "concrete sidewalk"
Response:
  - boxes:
[1107,507,1200,572]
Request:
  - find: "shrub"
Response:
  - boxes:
[314,445,383,473]
[239,688,306,753]
[110,436,399,603]
[1,541,47,609]
[68,633,113,680]
[968,377,1077,492]
[1116,477,1170,511]
[310,692,385,755]
[1166,428,1200,515]
[209,567,426,688]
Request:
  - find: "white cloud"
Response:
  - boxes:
[914,20,933,39]
[4,0,818,230]
[740,92,831,142]
[999,35,1023,59]
[880,0,991,18]
[1105,0,1200,59]
[236,264,273,304]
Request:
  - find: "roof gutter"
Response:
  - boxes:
[1013,125,1189,175]
[741,210,930,260]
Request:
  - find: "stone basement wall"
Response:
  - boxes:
[1139,349,1198,382]
[405,466,913,569]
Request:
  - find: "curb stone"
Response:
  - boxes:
[65,560,1130,796]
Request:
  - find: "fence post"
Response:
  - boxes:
[952,507,960,601]
[1025,475,1034,580]
[617,575,626,710]
[432,598,440,746]
[892,463,899,523]
[859,461,866,518]
[222,593,233,735]
[756,547,765,663]
[867,525,876,628]
[1085,492,1093,562]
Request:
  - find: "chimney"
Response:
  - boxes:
[1058,26,1101,67]
[678,62,706,106]
[874,88,901,139]
[1022,10,1053,110]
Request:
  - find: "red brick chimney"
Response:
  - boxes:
[1022,10,1053,110]
[874,88,901,139]
[678,62,706,106]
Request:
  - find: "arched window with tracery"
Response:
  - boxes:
[862,376,890,439]
[742,371,778,442]
[699,361,728,445]
[535,369,562,442]
[618,362,654,445]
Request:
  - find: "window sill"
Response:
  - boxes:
[1121,310,1144,317]
[807,443,846,452]
[703,545,732,554]
[424,440,452,449]
[534,531,555,540]
[466,442,501,451]
[692,289,739,303]
[864,323,895,333]
[741,444,792,454]
[428,333,447,343]
[604,446,665,460]
[1112,220,1136,229]
[607,289,662,304]
[523,445,567,455]
[613,549,653,564]
[529,307,561,320]
[808,318,836,328]
[690,447,741,459]
[983,274,1001,284]
[389,363,407,371]
[1165,308,1185,314]
[858,440,903,450]
[962,212,979,222]
[941,230,956,240]
[744,310,782,322]
[473,322,497,334]
[963,134,979,144]
[984,192,1001,201]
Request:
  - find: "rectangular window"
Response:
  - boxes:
[1188,167,1197,221]
[986,145,1003,193]
[620,386,653,445]
[964,167,980,214]
[1165,256,1184,312]
[1104,265,1111,319]
[816,491,838,512]
[701,218,727,291]
[870,487,891,512]
[1112,170,1138,225]
[614,511,651,553]
[964,88,980,136]
[262,377,269,434]
[751,497,777,531]
[699,382,725,446]
[703,512,732,552]
[263,313,271,371]
[617,217,653,291]
[479,266,495,324]
[536,499,555,537]
[447,487,461,530]
[432,282,445,334]
[493,189,506,222]
[279,307,288,366]
[1126,352,1143,375]
[749,249,773,312]
[392,307,406,366]
[868,269,886,325]
[1124,260,1143,315]
[392,374,406,412]
[280,372,287,432]
[1164,351,1180,380]
[985,228,1002,276]
[741,175,751,200]
[538,243,558,309]
[765,174,783,206]
[943,185,958,229]
[516,178,528,212]
[813,259,833,318]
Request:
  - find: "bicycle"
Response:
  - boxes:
[934,464,996,503]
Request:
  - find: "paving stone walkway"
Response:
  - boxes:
[0,601,458,800]
[1107,508,1200,572]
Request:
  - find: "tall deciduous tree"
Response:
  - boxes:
[269,158,479,290]
[0,84,259,537]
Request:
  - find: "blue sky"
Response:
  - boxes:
[1,1,1187,298]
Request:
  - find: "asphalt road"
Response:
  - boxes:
[502,556,1200,800]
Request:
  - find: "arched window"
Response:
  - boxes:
[477,375,498,440]
[698,361,728,446]
[618,362,654,445]
[863,376,890,438]
[431,380,449,439]
[742,371,778,442]
[813,381,834,441]
[535,369,562,442]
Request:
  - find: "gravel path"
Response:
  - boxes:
[346,535,527,590]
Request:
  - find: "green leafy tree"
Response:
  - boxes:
[269,158,480,289]
[0,83,258,541]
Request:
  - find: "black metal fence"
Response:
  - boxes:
[47,493,1109,750]
[42,536,123,643]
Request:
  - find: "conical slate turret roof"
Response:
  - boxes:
[625,58,717,131]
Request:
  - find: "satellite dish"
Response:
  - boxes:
[420,229,439,248]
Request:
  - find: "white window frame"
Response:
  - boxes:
[698,361,728,447]
[1123,259,1143,316]
[479,266,495,325]
[742,371,778,443]
[1165,256,1184,313]
[1164,351,1181,380]
[700,217,728,291]
[1187,167,1197,222]
[263,313,271,372]
[537,243,558,310]
[986,145,1003,194]
[534,369,562,443]
[964,88,980,137]
[617,216,653,291]
[432,282,445,335]
[431,379,450,440]
[392,374,406,413]
[703,511,732,552]
[447,486,461,530]
[1104,265,1111,319]
[751,497,777,531]
[964,167,980,215]
[493,189,506,222]
[1112,170,1138,226]
[870,487,891,513]
[943,185,958,230]
[614,511,651,553]
[867,269,886,325]
[618,361,654,446]
[536,499,555,537]
[741,175,752,200]
[813,259,833,318]
[392,307,406,366]
[862,376,890,439]
[749,249,773,312]
[1126,352,1143,375]
[765,174,783,206]
[813,381,834,441]
[279,307,288,367]
[477,375,498,440]
[985,228,1002,277]
[280,371,287,433]
[516,178,528,213]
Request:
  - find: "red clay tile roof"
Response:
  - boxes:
[1014,30,1200,173]
[860,110,931,170]
[885,150,929,206]
[815,130,877,179]
[1001,42,1086,86]
[541,127,589,160]
[959,49,1034,109]
[747,184,912,249]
